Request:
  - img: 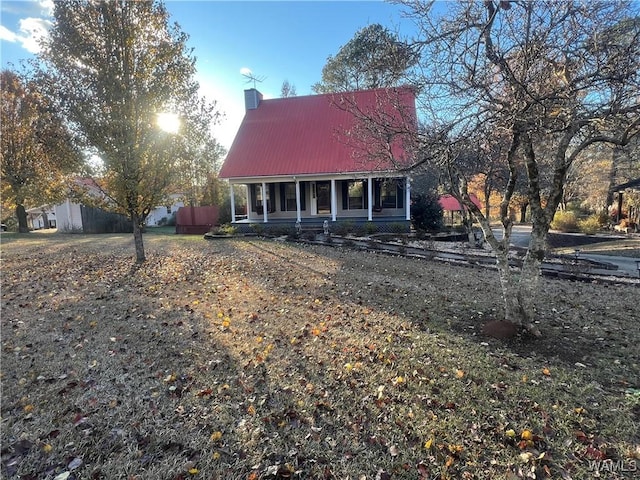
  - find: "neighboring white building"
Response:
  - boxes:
[52,178,185,232]
[55,178,104,233]
[145,193,185,226]
[26,205,56,229]
[54,199,84,232]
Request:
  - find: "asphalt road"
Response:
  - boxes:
[491,224,640,278]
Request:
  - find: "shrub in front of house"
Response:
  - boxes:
[271,225,297,237]
[389,222,408,234]
[158,212,177,227]
[250,223,264,235]
[365,221,378,235]
[411,192,444,232]
[333,221,355,236]
[551,210,579,232]
[219,224,237,235]
[352,223,367,237]
[577,215,603,235]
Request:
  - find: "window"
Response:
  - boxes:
[280,182,306,212]
[370,178,405,210]
[286,183,297,210]
[381,180,399,208]
[250,184,276,213]
[256,185,268,211]
[342,180,368,210]
[347,181,365,210]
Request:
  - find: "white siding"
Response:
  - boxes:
[54,200,83,232]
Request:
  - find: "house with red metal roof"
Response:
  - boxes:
[218,87,417,232]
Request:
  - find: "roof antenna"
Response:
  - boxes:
[241,68,266,89]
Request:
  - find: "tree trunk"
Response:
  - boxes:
[519,203,528,223]
[460,210,475,245]
[473,219,530,330]
[494,248,525,324]
[132,215,146,264]
[484,182,491,220]
[492,244,543,337]
[15,204,29,233]
[516,225,546,336]
[604,153,618,218]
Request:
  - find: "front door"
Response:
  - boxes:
[311,181,332,215]
[317,182,331,214]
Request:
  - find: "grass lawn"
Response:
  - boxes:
[1,232,638,479]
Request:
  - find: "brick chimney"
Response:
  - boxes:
[244,88,263,110]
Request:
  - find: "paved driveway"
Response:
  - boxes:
[490,224,640,277]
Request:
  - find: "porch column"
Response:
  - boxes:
[331,179,337,222]
[244,185,249,218]
[367,176,373,221]
[262,181,268,223]
[405,177,411,221]
[229,184,236,223]
[295,179,301,223]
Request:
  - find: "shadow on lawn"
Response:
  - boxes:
[276,239,639,395]
[0,244,250,479]
[1,237,371,479]
[3,235,638,479]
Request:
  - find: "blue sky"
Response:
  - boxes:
[1,0,418,150]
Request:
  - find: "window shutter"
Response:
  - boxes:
[300,182,306,211]
[280,184,286,211]
[269,184,276,213]
[363,180,368,209]
[341,181,348,210]
[397,179,404,209]
[250,184,257,212]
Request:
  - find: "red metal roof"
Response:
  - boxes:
[439,194,483,211]
[218,87,417,179]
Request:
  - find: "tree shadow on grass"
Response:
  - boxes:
[0,242,255,480]
[4,236,637,479]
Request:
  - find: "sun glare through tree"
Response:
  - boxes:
[157,112,181,134]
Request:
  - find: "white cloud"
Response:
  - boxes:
[38,0,54,16]
[18,17,51,53]
[0,1,53,55]
[0,25,19,43]
[240,67,252,76]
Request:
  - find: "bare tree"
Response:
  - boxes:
[358,1,640,334]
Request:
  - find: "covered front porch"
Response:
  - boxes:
[226,174,412,232]
[230,215,411,235]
